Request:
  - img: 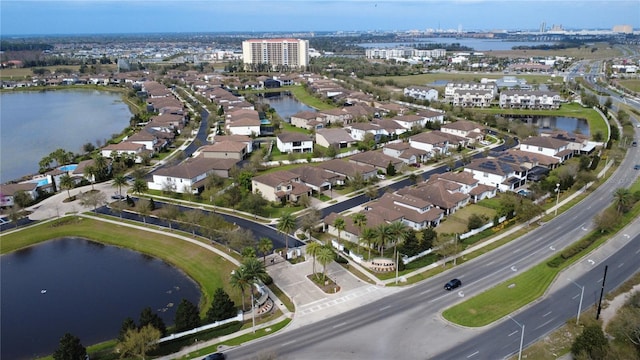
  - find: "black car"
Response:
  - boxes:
[203,353,225,360]
[444,278,462,291]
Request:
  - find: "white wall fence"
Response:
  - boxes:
[158,311,243,344]
[460,215,508,240]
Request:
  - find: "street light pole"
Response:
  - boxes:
[554,183,561,216]
[508,316,525,360]
[395,251,399,284]
[569,279,585,325]
[251,286,256,333]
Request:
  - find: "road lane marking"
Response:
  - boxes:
[618,262,624,268]
[536,319,554,330]
[379,305,391,311]
[467,351,479,358]
[332,322,347,329]
[543,311,552,317]
[508,330,518,337]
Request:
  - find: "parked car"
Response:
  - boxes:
[203,353,225,360]
[444,278,462,291]
[376,174,386,180]
[111,194,125,200]
[634,164,640,170]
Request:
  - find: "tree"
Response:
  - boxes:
[386,161,396,176]
[365,186,379,201]
[242,247,257,259]
[132,178,148,195]
[614,188,633,214]
[53,333,86,360]
[183,209,203,235]
[207,288,237,322]
[174,298,200,332]
[299,207,321,237]
[571,324,609,359]
[277,213,296,254]
[118,317,137,342]
[242,257,270,285]
[139,307,166,336]
[351,213,367,238]
[326,145,337,159]
[306,241,323,276]
[606,292,640,354]
[59,174,75,200]
[433,234,458,267]
[229,266,251,311]
[112,174,128,198]
[359,227,377,259]
[159,204,181,230]
[12,190,31,209]
[467,213,487,231]
[118,324,161,360]
[387,221,409,262]
[84,164,98,190]
[79,191,106,213]
[594,208,618,233]
[333,216,346,248]
[136,199,151,224]
[374,223,393,256]
[258,237,273,264]
[315,247,335,282]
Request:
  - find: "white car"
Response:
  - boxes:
[376,174,386,180]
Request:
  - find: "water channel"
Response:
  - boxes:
[0,237,200,359]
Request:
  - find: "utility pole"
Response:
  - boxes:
[596,265,608,320]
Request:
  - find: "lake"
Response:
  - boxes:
[502,115,590,135]
[358,37,557,51]
[259,92,316,122]
[0,237,201,359]
[0,90,132,183]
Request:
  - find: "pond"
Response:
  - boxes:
[258,92,316,122]
[501,115,590,135]
[0,237,201,359]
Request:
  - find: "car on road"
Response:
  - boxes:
[203,353,225,360]
[444,278,462,291]
[632,141,637,147]
[634,164,640,170]
[111,194,125,200]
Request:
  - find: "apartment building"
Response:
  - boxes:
[242,38,309,70]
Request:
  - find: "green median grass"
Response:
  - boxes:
[442,262,557,326]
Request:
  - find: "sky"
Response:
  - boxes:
[1,0,639,36]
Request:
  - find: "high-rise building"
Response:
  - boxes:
[612,25,633,34]
[242,38,309,70]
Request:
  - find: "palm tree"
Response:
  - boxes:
[84,164,97,190]
[306,241,323,276]
[112,174,127,196]
[131,178,148,195]
[229,267,251,311]
[351,213,367,238]
[333,216,346,249]
[316,247,334,282]
[92,154,109,180]
[388,221,410,263]
[59,174,75,200]
[258,237,273,264]
[374,223,393,257]
[614,188,632,214]
[242,257,269,284]
[277,213,296,254]
[359,227,377,260]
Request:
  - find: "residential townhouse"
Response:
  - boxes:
[290,111,326,130]
[451,89,495,108]
[211,134,254,154]
[403,86,438,102]
[408,131,466,157]
[0,182,39,207]
[397,180,470,216]
[440,120,485,144]
[316,159,378,181]
[315,128,357,149]
[199,141,249,161]
[251,170,312,203]
[382,142,428,165]
[371,192,445,230]
[148,155,238,194]
[225,109,261,136]
[319,108,353,125]
[444,82,498,101]
[429,171,497,203]
[540,130,597,155]
[276,132,314,153]
[101,142,149,163]
[518,136,573,163]
[349,151,405,174]
[499,90,562,110]
[289,166,345,194]
[464,157,528,192]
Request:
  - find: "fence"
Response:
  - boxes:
[158,311,243,343]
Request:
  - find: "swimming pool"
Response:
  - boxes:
[58,164,78,172]
[260,119,271,125]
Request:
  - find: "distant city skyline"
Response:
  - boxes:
[1,0,639,36]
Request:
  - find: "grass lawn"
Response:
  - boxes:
[618,79,640,93]
[435,204,497,235]
[0,216,238,315]
[442,262,558,326]
[288,85,336,110]
[365,73,562,89]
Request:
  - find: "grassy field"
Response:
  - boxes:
[486,43,623,60]
[288,85,337,110]
[365,72,563,88]
[0,65,118,80]
[618,79,640,93]
[435,204,497,235]
[0,216,239,314]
